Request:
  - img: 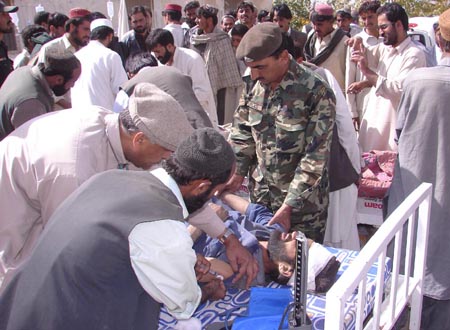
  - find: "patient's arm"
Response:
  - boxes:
[220,192,250,214]
[197,258,234,283]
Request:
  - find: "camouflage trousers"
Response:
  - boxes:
[248,177,329,244]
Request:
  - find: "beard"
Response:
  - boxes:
[183,187,213,214]
[70,29,89,47]
[158,48,172,65]
[383,31,398,46]
[134,26,147,34]
[52,83,68,96]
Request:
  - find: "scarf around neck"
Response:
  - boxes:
[304,28,347,66]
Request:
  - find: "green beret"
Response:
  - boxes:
[236,22,282,62]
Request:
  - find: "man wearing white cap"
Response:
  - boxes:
[71,18,128,110]
[0,83,193,289]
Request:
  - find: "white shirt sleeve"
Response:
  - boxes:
[109,53,128,96]
[129,220,202,320]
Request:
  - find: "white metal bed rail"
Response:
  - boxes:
[324,182,432,330]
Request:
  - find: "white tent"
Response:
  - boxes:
[117,0,129,39]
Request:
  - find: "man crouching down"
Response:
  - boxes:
[0,128,235,330]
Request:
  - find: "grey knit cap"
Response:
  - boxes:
[175,128,236,175]
[128,82,194,151]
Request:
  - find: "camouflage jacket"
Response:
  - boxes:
[229,59,336,211]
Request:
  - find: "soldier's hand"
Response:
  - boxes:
[268,204,293,231]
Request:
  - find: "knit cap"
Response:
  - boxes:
[174,128,235,175]
[128,83,194,151]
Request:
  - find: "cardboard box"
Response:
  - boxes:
[357,197,383,226]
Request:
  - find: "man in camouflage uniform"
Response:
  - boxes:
[227,23,336,243]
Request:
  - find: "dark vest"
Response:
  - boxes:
[0,66,53,140]
[304,64,359,191]
[0,170,185,330]
[121,66,213,129]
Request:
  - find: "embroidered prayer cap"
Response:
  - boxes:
[0,1,18,13]
[163,4,182,13]
[236,22,282,62]
[68,8,91,19]
[128,82,194,151]
[90,18,113,32]
[311,3,334,22]
[439,8,450,41]
[174,127,235,176]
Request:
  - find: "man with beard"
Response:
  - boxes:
[147,28,217,127]
[38,8,91,60]
[349,2,426,152]
[121,5,152,60]
[0,127,234,330]
[191,193,341,293]
[0,83,194,289]
[0,48,81,139]
[0,1,18,87]
[71,19,128,110]
[36,8,91,110]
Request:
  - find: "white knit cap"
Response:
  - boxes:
[90,18,113,32]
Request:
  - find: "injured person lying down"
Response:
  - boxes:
[191,193,340,293]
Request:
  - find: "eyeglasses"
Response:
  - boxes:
[378,23,394,31]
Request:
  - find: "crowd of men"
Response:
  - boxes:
[0,0,449,329]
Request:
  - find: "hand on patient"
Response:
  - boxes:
[200,278,226,303]
[268,203,292,231]
[194,254,211,281]
[225,234,259,289]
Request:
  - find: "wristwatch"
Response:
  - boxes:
[218,228,233,245]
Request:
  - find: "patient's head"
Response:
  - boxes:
[267,230,297,282]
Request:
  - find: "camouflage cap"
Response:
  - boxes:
[236,22,282,62]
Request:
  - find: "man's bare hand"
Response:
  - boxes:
[200,278,226,302]
[224,234,258,289]
[347,80,370,94]
[268,203,292,231]
[345,36,363,49]
[352,117,360,132]
[223,173,244,193]
[194,254,210,281]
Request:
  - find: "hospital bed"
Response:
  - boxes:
[159,182,432,330]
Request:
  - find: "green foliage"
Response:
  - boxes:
[272,0,447,30]
[273,0,312,30]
